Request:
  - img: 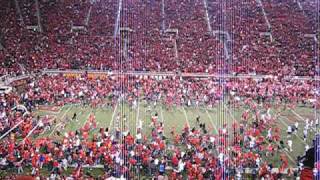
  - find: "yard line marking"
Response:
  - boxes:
[160,102,164,124]
[205,108,218,134]
[50,104,66,114]
[0,119,24,140]
[279,146,296,164]
[38,109,61,115]
[109,101,119,129]
[289,108,305,121]
[22,123,41,142]
[223,103,238,123]
[39,116,57,135]
[135,98,140,136]
[160,103,165,135]
[82,109,93,128]
[181,106,190,127]
[49,122,62,136]
[49,106,72,137]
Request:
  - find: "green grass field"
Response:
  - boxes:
[35,100,318,162]
[3,100,318,178]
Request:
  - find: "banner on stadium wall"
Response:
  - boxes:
[62,72,107,79]
[87,73,107,80]
[63,73,81,78]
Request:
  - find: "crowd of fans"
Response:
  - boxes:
[0,0,317,76]
[263,0,316,76]
[208,0,318,75]
[0,74,318,179]
[13,74,317,109]
[0,0,318,178]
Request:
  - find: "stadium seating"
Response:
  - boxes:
[0,0,316,75]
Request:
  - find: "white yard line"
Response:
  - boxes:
[267,108,308,146]
[289,108,305,121]
[223,103,238,123]
[158,102,167,156]
[82,110,93,128]
[49,122,62,136]
[204,108,219,134]
[160,104,165,122]
[46,105,65,114]
[27,116,57,138]
[38,109,61,115]
[39,116,57,135]
[0,119,24,140]
[21,120,43,144]
[161,0,166,31]
[6,107,65,142]
[109,101,119,129]
[160,104,165,135]
[135,98,140,135]
[24,124,40,138]
[278,144,296,164]
[49,106,72,137]
[181,107,190,127]
[202,0,212,33]
[52,105,65,114]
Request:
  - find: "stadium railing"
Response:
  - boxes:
[42,69,319,80]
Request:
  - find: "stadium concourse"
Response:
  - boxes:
[0,0,319,179]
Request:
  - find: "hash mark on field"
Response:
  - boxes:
[181,107,190,127]
[49,122,62,137]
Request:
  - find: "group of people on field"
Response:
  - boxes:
[0,74,318,179]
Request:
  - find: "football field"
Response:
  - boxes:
[34,100,317,163]
[5,99,317,178]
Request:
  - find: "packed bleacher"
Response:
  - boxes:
[0,0,317,75]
